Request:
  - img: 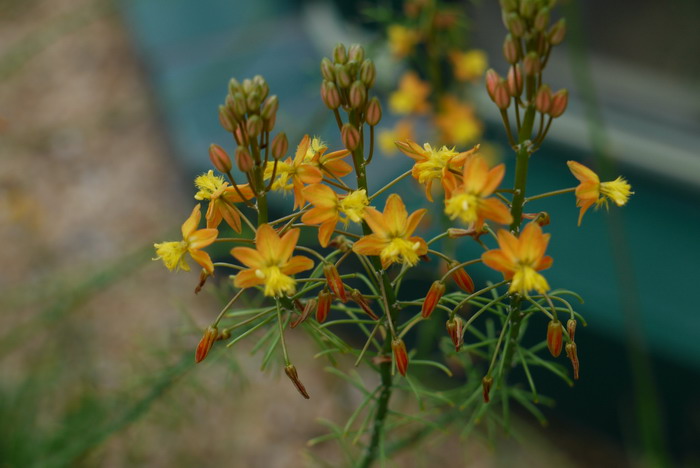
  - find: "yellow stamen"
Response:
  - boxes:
[445,193,480,224]
[153,241,189,271]
[600,177,632,207]
[194,170,226,200]
[338,189,369,224]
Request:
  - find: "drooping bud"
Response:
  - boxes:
[503,34,521,64]
[567,318,577,341]
[421,281,445,318]
[446,316,464,351]
[323,263,347,302]
[348,43,365,62]
[341,123,361,151]
[365,97,382,126]
[507,64,523,97]
[535,85,552,113]
[316,290,332,323]
[195,269,211,294]
[485,69,500,100]
[334,63,352,88]
[328,234,352,252]
[505,12,526,37]
[349,80,367,110]
[547,319,563,357]
[261,95,279,121]
[494,80,511,110]
[450,263,475,293]
[333,43,348,64]
[246,91,261,113]
[523,51,541,76]
[246,114,263,138]
[534,7,550,31]
[321,81,341,110]
[391,338,409,376]
[320,57,335,81]
[549,19,566,46]
[359,59,376,88]
[232,92,247,119]
[209,144,232,173]
[350,289,379,320]
[235,147,254,173]
[218,105,235,132]
[523,211,551,227]
[291,299,316,328]
[284,364,310,399]
[565,342,580,380]
[195,326,218,363]
[482,376,494,403]
[270,132,288,160]
[549,89,568,117]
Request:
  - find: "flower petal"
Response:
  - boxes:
[481,250,515,278]
[567,160,599,184]
[363,207,390,237]
[481,163,506,196]
[231,246,264,269]
[318,219,337,247]
[383,194,408,232]
[480,198,513,225]
[405,209,427,236]
[189,249,214,274]
[282,255,314,276]
[181,204,202,238]
[234,269,264,289]
[188,228,218,250]
[353,235,387,257]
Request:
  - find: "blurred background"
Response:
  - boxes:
[1,0,699,466]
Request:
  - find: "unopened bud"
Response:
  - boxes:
[359,59,376,88]
[234,124,248,146]
[549,19,566,46]
[253,75,269,100]
[494,80,511,110]
[519,0,536,19]
[246,115,263,138]
[321,81,341,110]
[261,95,279,121]
[246,91,261,113]
[264,113,276,132]
[235,147,254,173]
[485,69,500,100]
[365,97,382,126]
[334,63,352,88]
[422,281,445,318]
[522,211,550,226]
[316,290,332,323]
[195,326,218,363]
[320,57,335,81]
[346,60,359,78]
[270,132,288,160]
[323,263,347,302]
[391,338,409,376]
[499,0,517,12]
[241,78,254,95]
[565,342,580,380]
[291,299,316,328]
[503,34,521,64]
[567,319,577,341]
[350,289,379,320]
[534,7,550,31]
[349,80,367,110]
[450,262,475,293]
[218,105,235,132]
[209,144,232,173]
[285,364,310,399]
[232,92,247,119]
[523,52,541,76]
[547,319,563,357]
[506,12,526,37]
[228,78,241,95]
[218,329,231,340]
[535,85,552,113]
[447,227,476,238]
[333,43,348,64]
[549,89,568,117]
[348,43,365,62]
[341,123,361,151]
[446,316,464,351]
[395,139,424,158]
[507,64,523,97]
[482,376,493,403]
[328,234,352,252]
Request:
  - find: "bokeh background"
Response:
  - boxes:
[1,0,699,466]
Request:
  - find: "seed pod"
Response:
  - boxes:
[549,18,566,46]
[246,114,263,138]
[195,326,218,363]
[261,95,279,121]
[547,319,563,357]
[360,59,376,88]
[365,97,382,126]
[341,123,361,151]
[333,43,348,64]
[450,263,475,293]
[316,290,332,323]
[507,64,523,97]
[503,34,521,64]
[270,132,288,160]
[549,89,568,117]
[321,80,341,110]
[320,57,335,81]
[482,376,494,403]
[422,281,445,319]
[567,318,577,341]
[535,85,553,113]
[235,147,254,173]
[209,144,232,173]
[565,342,580,379]
[446,316,464,351]
[349,80,367,110]
[485,69,500,100]
[392,338,409,376]
[284,364,310,399]
[323,263,347,302]
[523,51,541,76]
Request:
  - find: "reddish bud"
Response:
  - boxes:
[209,144,232,173]
[507,64,523,97]
[261,95,279,121]
[565,342,580,380]
[316,290,332,323]
[547,319,563,357]
[421,281,445,319]
[285,364,310,399]
[523,211,551,226]
[365,97,382,126]
[494,80,511,110]
[323,263,347,302]
[567,319,577,341]
[291,299,316,328]
[321,80,341,110]
[334,63,352,88]
[391,338,409,376]
[485,69,500,100]
[195,326,218,363]
[523,51,541,76]
[194,269,211,294]
[234,123,248,146]
[503,34,521,64]
[328,234,352,252]
[349,80,367,110]
[446,316,464,351]
[341,123,361,151]
[235,147,254,173]
[549,89,568,118]
[320,57,335,81]
[549,18,566,46]
[350,289,379,320]
[535,85,553,113]
[482,376,494,403]
[450,263,475,293]
[333,43,347,64]
[270,132,288,160]
[360,59,376,89]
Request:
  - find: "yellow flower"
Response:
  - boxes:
[388,25,419,58]
[567,160,633,225]
[435,96,483,146]
[443,155,512,230]
[378,120,414,156]
[389,72,430,115]
[395,139,476,202]
[304,137,353,179]
[194,170,254,232]
[154,204,218,274]
[353,194,427,269]
[231,224,314,297]
[264,135,323,209]
[481,222,553,295]
[450,49,488,82]
[301,184,369,247]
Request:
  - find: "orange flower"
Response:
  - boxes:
[567,160,633,225]
[154,204,218,274]
[194,170,254,232]
[353,194,428,268]
[304,137,353,180]
[443,155,512,230]
[378,120,414,157]
[435,96,483,147]
[389,71,430,115]
[449,49,488,82]
[231,224,314,297]
[301,184,369,247]
[264,135,323,209]
[388,24,419,58]
[481,222,553,295]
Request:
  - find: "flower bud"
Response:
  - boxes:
[253,74,269,100]
[320,57,335,81]
[499,0,517,11]
[493,80,511,110]
[503,34,521,64]
[565,342,580,380]
[235,147,254,173]
[446,316,464,351]
[218,329,231,340]
[195,269,211,294]
[334,63,352,88]
[549,18,566,46]
[246,91,261,113]
[209,144,232,173]
[270,132,288,160]
[333,43,348,64]
[349,80,367,110]
[348,43,365,62]
[422,281,445,318]
[485,69,500,100]
[291,299,316,328]
[264,113,276,132]
[519,0,536,19]
[350,289,379,320]
[195,326,218,363]
[261,95,279,121]
[328,234,352,252]
[507,64,523,97]
[246,114,263,138]
[521,210,550,226]
[218,105,235,132]
[232,92,247,119]
[395,139,424,158]
[323,263,347,302]
[284,364,310,399]
[523,51,541,76]
[447,227,476,238]
[506,12,526,37]
[321,80,341,110]
[534,7,550,31]
[346,60,359,78]
[316,290,332,323]
[567,318,577,341]
[391,338,409,376]
[365,97,382,126]
[549,89,568,117]
[228,77,241,95]
[234,123,248,146]
[450,263,475,293]
[359,59,376,88]
[535,85,552,113]
[547,319,563,357]
[482,376,493,403]
[241,78,254,95]
[341,123,361,151]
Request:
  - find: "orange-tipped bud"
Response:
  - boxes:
[503,34,521,64]
[323,263,347,302]
[291,299,316,328]
[549,89,568,118]
[565,342,580,380]
[350,289,379,320]
[341,123,361,151]
[422,281,445,318]
[209,144,232,174]
[567,318,577,341]
[450,263,475,293]
[321,80,341,109]
[535,85,552,113]
[320,57,335,81]
[360,59,376,88]
[485,69,500,100]
[284,364,310,399]
[365,97,382,126]
[316,290,332,323]
[507,64,523,97]
[523,51,541,76]
[547,319,563,357]
[446,316,464,351]
[349,80,367,110]
[235,147,254,173]
[482,376,494,403]
[494,80,511,110]
[195,326,218,363]
[392,338,409,376]
[549,18,566,46]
